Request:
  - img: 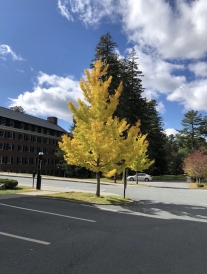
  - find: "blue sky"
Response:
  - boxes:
[0,0,207,135]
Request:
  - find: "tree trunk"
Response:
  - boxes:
[96,171,101,197]
[136,171,138,184]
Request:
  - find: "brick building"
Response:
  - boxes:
[0,106,67,176]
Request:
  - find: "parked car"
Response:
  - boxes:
[127,173,152,181]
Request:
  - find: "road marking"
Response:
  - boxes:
[0,203,96,223]
[81,204,94,208]
[99,207,118,212]
[0,232,50,245]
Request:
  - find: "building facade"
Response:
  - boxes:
[0,106,67,176]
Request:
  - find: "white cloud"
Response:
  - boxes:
[57,0,73,21]
[189,62,207,77]
[0,44,24,61]
[57,0,207,112]
[58,0,118,25]
[164,128,178,136]
[156,101,166,114]
[9,72,83,122]
[167,79,207,111]
[59,0,207,59]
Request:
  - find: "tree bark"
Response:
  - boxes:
[136,171,138,184]
[96,171,101,197]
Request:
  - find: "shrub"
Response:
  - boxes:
[0,179,18,189]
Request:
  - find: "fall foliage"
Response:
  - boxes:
[59,60,153,196]
[182,147,207,184]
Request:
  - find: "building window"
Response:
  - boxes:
[33,147,37,153]
[47,129,50,135]
[26,135,31,142]
[28,124,31,131]
[25,158,29,165]
[35,126,38,132]
[8,132,13,139]
[46,138,50,144]
[25,146,30,152]
[0,156,4,164]
[33,136,37,143]
[40,137,43,143]
[31,158,36,165]
[54,131,57,136]
[17,157,22,164]
[7,144,13,151]
[0,118,6,125]
[41,127,44,134]
[0,130,5,138]
[20,122,24,130]
[19,134,24,140]
[9,120,14,127]
[0,143,4,150]
[7,156,12,164]
[18,145,23,152]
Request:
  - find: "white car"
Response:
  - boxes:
[127,173,152,182]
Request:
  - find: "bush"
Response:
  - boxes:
[0,179,18,189]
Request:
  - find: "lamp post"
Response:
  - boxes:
[36,152,43,190]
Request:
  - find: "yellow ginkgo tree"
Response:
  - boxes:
[59,60,148,196]
[129,135,155,184]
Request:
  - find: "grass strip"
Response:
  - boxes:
[42,191,132,204]
[189,182,207,189]
[0,186,37,195]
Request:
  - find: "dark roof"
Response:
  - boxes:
[0,106,66,132]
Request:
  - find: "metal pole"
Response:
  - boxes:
[36,152,43,190]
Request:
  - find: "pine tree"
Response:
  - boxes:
[177,110,204,151]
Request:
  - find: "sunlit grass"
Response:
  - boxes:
[42,191,132,204]
[189,182,207,189]
[0,186,37,195]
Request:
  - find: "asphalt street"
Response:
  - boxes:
[1,174,207,273]
[1,195,207,274]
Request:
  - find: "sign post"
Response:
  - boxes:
[36,152,43,190]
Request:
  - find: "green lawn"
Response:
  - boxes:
[42,191,132,204]
[0,186,37,195]
[152,175,187,181]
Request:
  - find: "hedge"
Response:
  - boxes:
[0,179,18,189]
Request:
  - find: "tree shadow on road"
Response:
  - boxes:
[117,200,207,221]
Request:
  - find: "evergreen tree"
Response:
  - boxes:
[177,110,205,151]
[92,32,167,174]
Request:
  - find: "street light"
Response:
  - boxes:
[36,152,43,190]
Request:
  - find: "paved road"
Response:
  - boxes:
[1,195,207,274]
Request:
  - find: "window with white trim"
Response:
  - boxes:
[19,134,24,140]
[20,122,24,130]
[9,120,14,127]
[7,156,12,164]
[18,145,23,152]
[0,143,4,150]
[0,118,6,125]
[0,130,5,138]
[7,144,13,151]
[8,132,13,139]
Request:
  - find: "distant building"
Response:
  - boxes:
[0,106,67,176]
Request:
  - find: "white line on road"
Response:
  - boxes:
[0,203,96,223]
[99,207,118,212]
[81,204,94,208]
[0,232,50,245]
